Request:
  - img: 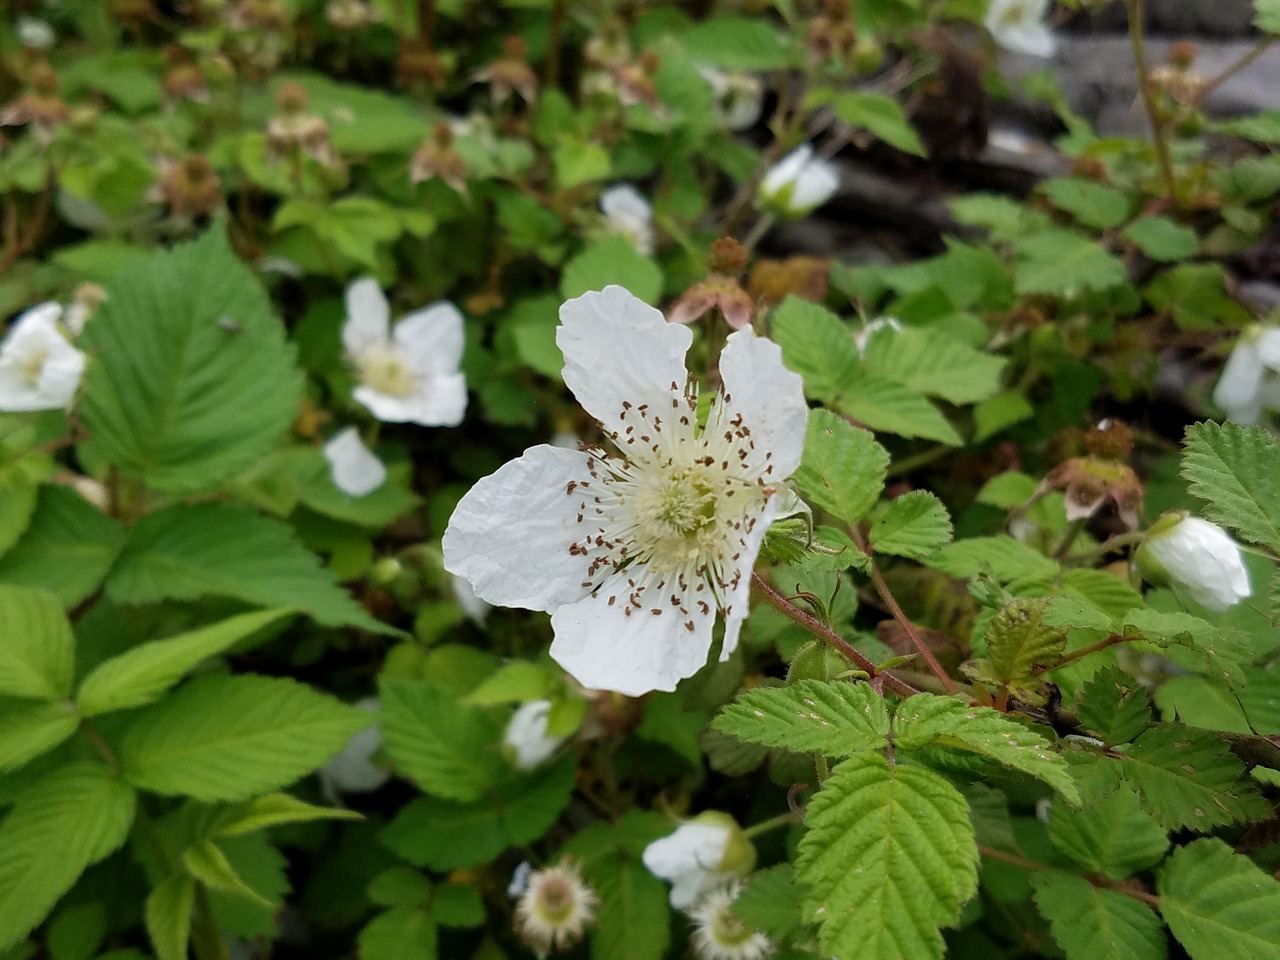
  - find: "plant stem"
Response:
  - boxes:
[750,573,920,698]
[742,811,802,838]
[543,0,567,89]
[1125,0,1179,207]
[978,844,1161,907]
[1192,35,1278,107]
[740,212,775,255]
[1044,634,1131,671]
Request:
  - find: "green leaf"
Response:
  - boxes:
[287,448,420,529]
[183,839,272,906]
[0,486,125,607]
[838,376,963,445]
[216,792,363,837]
[1039,178,1132,230]
[106,503,388,632]
[1122,609,1251,688]
[1015,230,1126,295]
[862,327,1006,405]
[974,390,1036,441]
[712,680,890,756]
[1122,216,1199,261]
[771,298,861,404]
[929,536,1060,582]
[432,884,485,928]
[0,762,137,951]
[0,698,78,774]
[796,754,978,960]
[1182,421,1280,552]
[358,906,436,960]
[679,15,793,69]
[119,673,366,801]
[368,867,432,909]
[464,661,559,705]
[379,756,575,871]
[378,679,505,802]
[1116,724,1268,831]
[832,92,926,156]
[973,598,1069,696]
[1032,873,1166,960]
[1159,838,1280,959]
[1048,787,1168,878]
[793,410,888,525]
[146,875,195,960]
[560,236,663,306]
[1076,666,1152,745]
[589,858,671,960]
[870,491,952,561]
[894,694,1079,801]
[553,139,611,188]
[1145,264,1251,330]
[0,457,40,558]
[0,585,74,700]
[78,227,303,495]
[733,865,807,941]
[77,608,294,716]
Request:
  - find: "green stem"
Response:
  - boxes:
[740,212,775,255]
[1051,519,1087,561]
[1125,0,1179,207]
[742,811,801,839]
[1064,530,1146,565]
[1192,35,1277,106]
[1044,634,1131,671]
[978,844,1160,908]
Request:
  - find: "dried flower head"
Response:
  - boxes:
[514,860,598,957]
[410,122,469,195]
[161,154,223,218]
[474,35,537,105]
[1035,420,1144,530]
[689,883,773,960]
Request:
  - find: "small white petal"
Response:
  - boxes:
[985,0,1057,58]
[642,823,731,910]
[451,573,492,625]
[410,371,468,427]
[717,328,809,480]
[759,145,838,216]
[1144,517,1251,612]
[17,17,55,50]
[759,146,811,200]
[557,286,693,428]
[0,303,86,412]
[343,277,391,356]
[503,700,567,770]
[1255,328,1280,370]
[600,185,655,255]
[508,861,533,898]
[321,697,390,794]
[443,444,596,612]
[1213,339,1265,415]
[393,301,466,375]
[720,493,783,663]
[323,427,387,497]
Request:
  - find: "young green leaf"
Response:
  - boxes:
[216,793,363,838]
[560,235,663,305]
[183,839,273,906]
[0,698,78,774]
[0,584,74,701]
[1014,229,1127,295]
[358,906,437,960]
[711,680,890,756]
[145,875,195,960]
[1039,178,1132,230]
[1032,873,1165,960]
[836,376,963,445]
[1158,838,1280,960]
[1122,609,1251,688]
[966,598,1068,704]
[732,865,807,941]
[792,410,888,525]
[771,298,861,404]
[1122,216,1199,261]
[1048,787,1168,879]
[861,327,1006,405]
[119,674,367,801]
[929,536,1060,582]
[796,754,978,960]
[1076,666,1152,745]
[0,455,41,558]
[1182,421,1280,552]
[869,491,952,561]
[832,92,927,156]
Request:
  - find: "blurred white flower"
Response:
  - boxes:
[757,145,839,218]
[502,699,567,770]
[689,882,772,960]
[343,277,468,427]
[698,66,763,131]
[1135,514,1251,612]
[16,17,55,50]
[323,427,387,497]
[443,287,808,696]
[600,185,655,255]
[508,861,533,898]
[0,303,86,412]
[642,814,755,910]
[514,860,598,956]
[320,697,390,796]
[1212,326,1280,425]
[984,0,1056,59]
[853,316,902,355]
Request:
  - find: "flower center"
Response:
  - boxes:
[356,347,418,398]
[710,905,755,948]
[1000,1,1030,26]
[20,350,47,385]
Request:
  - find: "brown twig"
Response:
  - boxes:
[1125,0,1179,207]
[978,844,1161,908]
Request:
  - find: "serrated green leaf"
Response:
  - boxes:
[837,375,963,445]
[793,410,887,525]
[1015,230,1126,295]
[979,598,1069,689]
[804,525,869,573]
[1146,264,1251,330]
[1122,609,1251,688]
[1043,596,1116,632]
[78,227,303,495]
[1122,216,1199,261]
[145,875,195,960]
[464,661,558,705]
[894,695,1078,801]
[588,857,670,960]
[1156,675,1251,733]
[432,884,485,928]
[379,756,575,871]
[0,457,40,558]
[0,585,74,701]
[0,698,78,774]
[378,678,505,802]
[796,754,978,960]
[216,792,363,838]
[358,906,436,960]
[560,236,662,305]
[1039,178,1132,230]
[862,327,1005,404]
[680,14,793,69]
[105,503,388,632]
[699,728,769,776]
[0,486,125,607]
[733,865,806,941]
[0,762,137,951]
[183,839,272,906]
[1116,724,1268,831]
[1182,421,1280,552]
[1159,838,1280,959]
[119,673,366,801]
[1048,786,1167,878]
[369,867,432,909]
[771,298,861,404]
[929,536,1060,582]
[870,491,952,561]
[832,92,926,156]
[1076,666,1152,745]
[77,608,294,716]
[1238,670,1280,734]
[1032,873,1166,960]
[1061,568,1144,620]
[712,680,889,756]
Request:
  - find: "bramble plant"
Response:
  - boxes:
[3,1,1280,959]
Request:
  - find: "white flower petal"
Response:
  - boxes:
[985,0,1056,58]
[557,286,693,426]
[503,700,566,770]
[352,386,421,424]
[717,328,809,480]
[0,303,86,412]
[451,573,492,625]
[550,569,718,695]
[393,301,466,374]
[760,146,811,200]
[323,427,387,497]
[443,444,597,612]
[720,493,783,662]
[1213,340,1265,414]
[642,823,731,910]
[759,145,838,215]
[1145,517,1251,612]
[321,697,389,794]
[410,371,468,427]
[1255,328,1280,370]
[343,277,391,356]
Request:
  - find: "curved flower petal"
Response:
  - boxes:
[1002,22,1056,57]
[410,371,468,427]
[1144,517,1250,612]
[323,427,387,497]
[0,303,85,412]
[719,493,783,663]
[352,385,423,424]
[717,328,809,480]
[321,697,389,794]
[393,301,466,374]
[549,569,717,695]
[343,277,391,356]
[642,823,731,910]
[443,444,597,612]
[1213,339,1264,415]
[503,700,566,770]
[759,146,811,200]
[557,286,692,425]
[1255,328,1280,371]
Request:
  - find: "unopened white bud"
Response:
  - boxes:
[1135,513,1251,612]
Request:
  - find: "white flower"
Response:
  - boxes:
[698,66,763,131]
[508,861,533,898]
[600,185,655,256]
[757,145,839,218]
[1135,514,1251,612]
[451,573,492,626]
[984,0,1056,59]
[16,17,55,50]
[323,427,387,496]
[319,697,390,795]
[442,286,808,696]
[0,303,86,412]
[343,277,468,427]
[503,699,567,770]
[689,883,773,960]
[1212,326,1280,425]
[853,316,902,355]
[642,815,754,910]
[514,860,598,956]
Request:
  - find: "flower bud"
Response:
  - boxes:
[1135,513,1251,612]
[642,813,755,910]
[757,145,839,217]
